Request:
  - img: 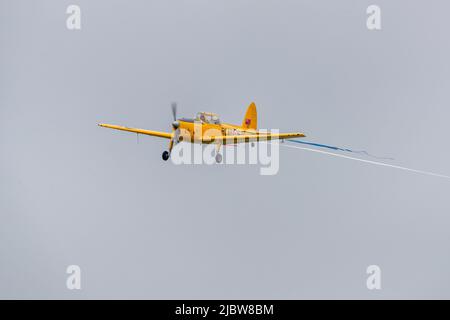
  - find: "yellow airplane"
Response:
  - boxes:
[99,102,305,163]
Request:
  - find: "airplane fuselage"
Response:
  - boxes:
[176,119,255,144]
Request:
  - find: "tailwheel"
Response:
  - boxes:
[162,150,170,161]
[215,153,222,163]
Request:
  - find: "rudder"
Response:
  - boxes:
[242,102,257,130]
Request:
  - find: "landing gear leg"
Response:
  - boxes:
[163,136,176,161]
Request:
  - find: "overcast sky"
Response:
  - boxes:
[1,0,450,298]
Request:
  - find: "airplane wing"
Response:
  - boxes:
[202,132,306,144]
[99,123,304,143]
[98,123,173,139]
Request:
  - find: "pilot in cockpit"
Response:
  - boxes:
[196,112,221,125]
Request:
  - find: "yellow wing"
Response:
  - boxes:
[98,123,172,139]
[202,132,305,144]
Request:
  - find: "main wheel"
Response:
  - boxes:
[162,151,170,161]
[215,153,222,163]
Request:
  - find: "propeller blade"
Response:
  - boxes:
[171,102,177,121]
[174,128,180,143]
[168,127,181,152]
[168,102,180,152]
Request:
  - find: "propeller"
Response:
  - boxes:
[169,102,180,151]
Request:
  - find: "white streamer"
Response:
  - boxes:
[280,143,450,180]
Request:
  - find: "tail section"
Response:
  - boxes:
[242,102,257,130]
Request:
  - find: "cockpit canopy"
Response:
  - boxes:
[195,112,221,124]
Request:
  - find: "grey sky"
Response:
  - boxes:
[1,0,450,299]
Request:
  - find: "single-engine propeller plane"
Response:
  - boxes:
[99,102,450,179]
[98,102,305,163]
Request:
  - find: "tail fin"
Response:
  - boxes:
[242,102,257,130]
